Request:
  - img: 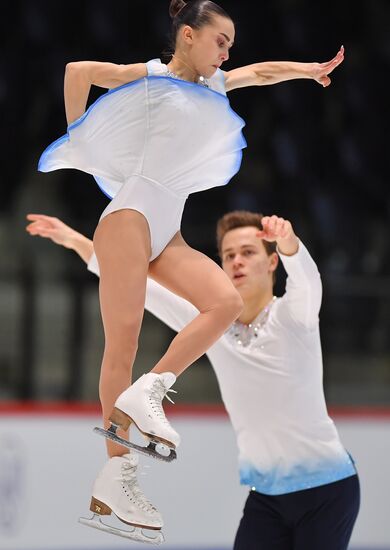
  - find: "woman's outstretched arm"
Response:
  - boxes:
[224,46,344,92]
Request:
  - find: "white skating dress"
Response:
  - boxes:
[38,59,246,260]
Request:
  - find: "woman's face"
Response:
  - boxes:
[182,15,235,78]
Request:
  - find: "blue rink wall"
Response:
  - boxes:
[0,405,389,550]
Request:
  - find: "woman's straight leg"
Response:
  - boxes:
[93,209,151,457]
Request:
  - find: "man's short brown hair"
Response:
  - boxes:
[216,210,277,258]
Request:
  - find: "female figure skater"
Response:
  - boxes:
[38,0,344,541]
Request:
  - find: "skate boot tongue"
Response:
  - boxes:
[158,372,176,389]
[123,453,139,467]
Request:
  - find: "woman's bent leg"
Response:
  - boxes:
[93,209,151,457]
[148,232,243,376]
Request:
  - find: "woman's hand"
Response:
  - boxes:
[310,45,344,87]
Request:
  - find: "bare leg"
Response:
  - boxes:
[148,232,243,376]
[93,209,151,458]
[102,231,242,454]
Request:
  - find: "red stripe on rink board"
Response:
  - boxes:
[0,402,227,417]
[0,402,390,419]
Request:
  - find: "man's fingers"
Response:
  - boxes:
[259,215,294,240]
[26,213,47,220]
[26,213,57,222]
[256,230,266,239]
[26,221,54,237]
[269,215,279,233]
[280,221,290,239]
[275,218,285,236]
[26,227,45,235]
[29,229,52,239]
[26,221,49,231]
[26,223,40,232]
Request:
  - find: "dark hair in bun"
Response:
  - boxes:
[169,0,187,18]
[168,1,231,47]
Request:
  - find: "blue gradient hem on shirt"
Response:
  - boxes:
[240,459,357,495]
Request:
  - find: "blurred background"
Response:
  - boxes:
[0,1,390,549]
[0,0,389,406]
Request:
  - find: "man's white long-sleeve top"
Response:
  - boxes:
[88,241,356,495]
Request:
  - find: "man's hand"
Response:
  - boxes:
[257,215,299,256]
[26,214,94,264]
[26,214,79,248]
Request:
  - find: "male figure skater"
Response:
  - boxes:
[27,211,359,549]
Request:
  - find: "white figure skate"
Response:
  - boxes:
[94,372,180,462]
[79,453,164,544]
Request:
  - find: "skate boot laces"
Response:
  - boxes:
[149,379,177,425]
[119,462,157,513]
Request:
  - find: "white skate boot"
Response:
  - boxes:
[79,453,164,544]
[94,372,179,462]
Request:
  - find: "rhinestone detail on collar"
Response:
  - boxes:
[165,69,209,88]
[225,297,276,349]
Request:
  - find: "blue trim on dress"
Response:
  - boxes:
[93,176,113,200]
[38,77,148,171]
[38,75,246,174]
[38,133,69,172]
[38,75,246,193]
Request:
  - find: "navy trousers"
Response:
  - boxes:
[233,475,360,550]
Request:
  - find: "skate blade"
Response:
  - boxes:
[79,514,164,545]
[93,426,177,463]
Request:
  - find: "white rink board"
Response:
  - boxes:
[0,411,389,550]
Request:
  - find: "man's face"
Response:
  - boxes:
[221,226,278,298]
